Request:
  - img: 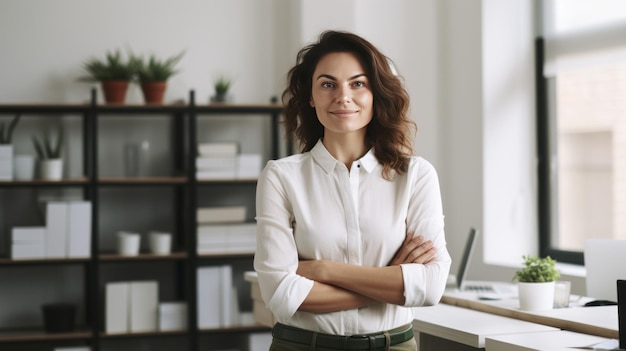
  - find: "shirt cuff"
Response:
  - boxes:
[266,275,314,321]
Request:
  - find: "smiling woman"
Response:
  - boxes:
[254,30,451,351]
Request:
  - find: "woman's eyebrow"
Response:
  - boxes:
[315,73,367,81]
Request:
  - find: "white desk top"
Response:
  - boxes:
[485,330,614,351]
[412,303,558,348]
[443,290,619,339]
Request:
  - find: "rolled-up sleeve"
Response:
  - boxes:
[254,161,314,320]
[401,159,451,307]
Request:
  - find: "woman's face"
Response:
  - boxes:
[309,52,374,138]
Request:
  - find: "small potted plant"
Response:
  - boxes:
[513,255,560,311]
[0,114,21,180]
[133,51,185,104]
[32,126,64,181]
[80,49,137,104]
[211,76,232,103]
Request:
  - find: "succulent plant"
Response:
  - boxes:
[134,51,185,82]
[32,126,64,160]
[0,114,20,144]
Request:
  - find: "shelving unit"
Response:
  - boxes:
[0,90,284,351]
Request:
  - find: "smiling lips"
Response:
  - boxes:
[331,109,359,117]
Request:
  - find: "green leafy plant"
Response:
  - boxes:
[80,49,137,82]
[0,114,20,144]
[134,51,185,82]
[32,127,64,160]
[214,76,232,96]
[513,255,560,283]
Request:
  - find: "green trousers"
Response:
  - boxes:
[269,323,417,351]
[269,337,417,351]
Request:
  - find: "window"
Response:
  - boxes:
[538,0,626,264]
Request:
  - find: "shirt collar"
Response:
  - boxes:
[311,139,378,174]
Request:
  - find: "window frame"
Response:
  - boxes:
[535,37,585,265]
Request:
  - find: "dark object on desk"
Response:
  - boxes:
[584,299,618,307]
[618,280,625,349]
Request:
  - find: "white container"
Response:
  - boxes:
[41,158,63,180]
[14,154,35,180]
[518,281,555,311]
[149,232,172,255]
[0,144,14,180]
[117,232,141,256]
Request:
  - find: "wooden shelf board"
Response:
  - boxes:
[0,329,92,342]
[197,251,255,259]
[0,177,89,186]
[99,252,188,261]
[196,177,257,184]
[100,329,188,338]
[98,176,187,184]
[0,257,90,265]
[198,323,270,333]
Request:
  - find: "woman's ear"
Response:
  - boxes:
[309,98,315,107]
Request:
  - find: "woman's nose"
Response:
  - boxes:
[336,85,351,103]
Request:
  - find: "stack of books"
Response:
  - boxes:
[158,302,188,331]
[11,227,45,259]
[106,281,159,334]
[196,142,238,179]
[106,281,186,333]
[196,142,263,179]
[11,201,92,260]
[197,206,255,255]
[197,265,240,328]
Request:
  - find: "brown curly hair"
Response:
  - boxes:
[282,30,416,179]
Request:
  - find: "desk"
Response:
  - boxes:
[443,290,619,339]
[412,303,558,350]
[485,330,612,351]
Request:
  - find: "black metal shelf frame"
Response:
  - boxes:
[0,89,281,350]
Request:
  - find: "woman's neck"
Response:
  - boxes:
[322,132,368,169]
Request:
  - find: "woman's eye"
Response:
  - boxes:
[352,81,366,88]
[322,82,334,88]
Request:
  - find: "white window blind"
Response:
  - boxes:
[542,0,626,77]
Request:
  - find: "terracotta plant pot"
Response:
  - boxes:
[101,80,129,104]
[141,81,167,104]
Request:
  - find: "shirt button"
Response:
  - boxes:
[357,164,360,168]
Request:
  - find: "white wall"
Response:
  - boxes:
[0,0,283,104]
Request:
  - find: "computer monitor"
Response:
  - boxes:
[584,239,626,302]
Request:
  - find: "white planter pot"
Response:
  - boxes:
[117,232,141,256]
[14,154,35,180]
[518,281,555,311]
[41,158,63,181]
[0,145,14,180]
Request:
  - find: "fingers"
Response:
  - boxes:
[389,232,421,265]
[389,232,437,266]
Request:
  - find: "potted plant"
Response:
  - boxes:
[0,114,21,180]
[80,49,136,104]
[513,255,560,311]
[32,126,64,181]
[211,76,232,103]
[133,51,185,104]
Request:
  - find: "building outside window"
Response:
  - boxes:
[539,0,626,264]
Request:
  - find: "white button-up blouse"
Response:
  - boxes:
[254,140,451,335]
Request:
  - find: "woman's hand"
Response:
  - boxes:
[297,259,325,282]
[388,232,436,266]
